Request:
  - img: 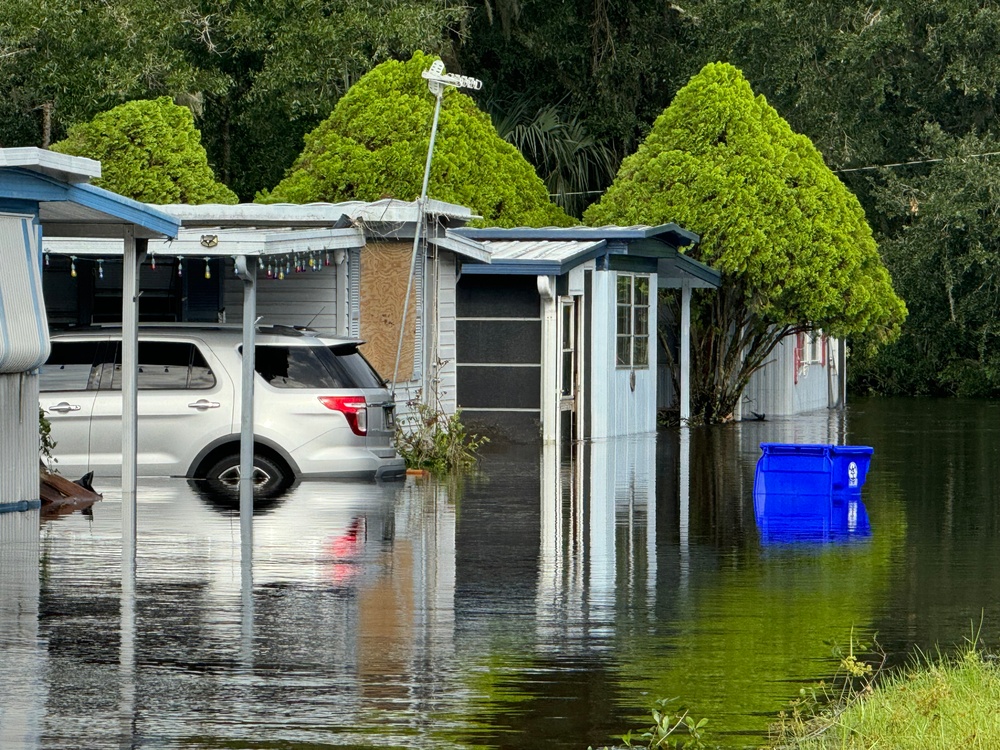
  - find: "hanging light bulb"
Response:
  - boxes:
[324,251,331,267]
[204,257,211,280]
[70,256,77,278]
[150,254,157,271]
[266,263,273,279]
[177,258,183,277]
[97,259,104,279]
[44,253,49,267]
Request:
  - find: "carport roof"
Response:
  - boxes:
[431,224,720,288]
[152,198,477,228]
[0,148,179,239]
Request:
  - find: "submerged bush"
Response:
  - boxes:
[394,399,488,473]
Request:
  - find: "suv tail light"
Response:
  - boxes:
[318,396,368,436]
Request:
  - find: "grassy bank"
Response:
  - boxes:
[772,645,1000,750]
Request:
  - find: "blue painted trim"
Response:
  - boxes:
[460,261,564,275]
[0,198,40,215]
[0,499,42,514]
[454,222,699,247]
[0,169,70,202]
[68,183,180,238]
[0,168,180,238]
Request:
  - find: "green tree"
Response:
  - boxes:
[188,0,468,199]
[51,97,238,204]
[853,126,1000,397]
[585,62,906,423]
[0,0,217,148]
[260,51,574,228]
[488,98,617,218]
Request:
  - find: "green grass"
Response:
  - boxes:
[773,646,1000,750]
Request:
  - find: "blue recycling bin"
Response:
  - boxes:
[753,443,873,542]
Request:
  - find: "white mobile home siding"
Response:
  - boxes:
[0,374,41,508]
[588,271,658,438]
[223,258,342,332]
[0,505,43,742]
[742,335,843,417]
[433,254,458,415]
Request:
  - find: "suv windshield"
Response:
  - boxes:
[251,344,384,389]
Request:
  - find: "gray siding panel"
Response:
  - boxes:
[223,258,340,332]
[0,215,49,373]
[0,373,41,507]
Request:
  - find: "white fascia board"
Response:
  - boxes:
[43,226,365,257]
[0,147,100,183]
[151,199,476,227]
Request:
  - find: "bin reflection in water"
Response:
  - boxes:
[753,442,873,543]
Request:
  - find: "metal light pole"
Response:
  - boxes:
[390,61,483,399]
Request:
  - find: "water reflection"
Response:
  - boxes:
[13,400,1000,749]
[0,509,44,746]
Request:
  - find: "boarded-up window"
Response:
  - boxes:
[359,242,419,382]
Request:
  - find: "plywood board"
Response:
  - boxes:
[360,242,417,382]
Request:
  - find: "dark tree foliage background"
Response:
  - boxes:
[4,0,1000,394]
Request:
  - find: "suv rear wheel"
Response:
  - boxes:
[203,453,290,497]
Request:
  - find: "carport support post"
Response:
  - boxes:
[680,281,691,424]
[121,227,145,585]
[237,256,258,555]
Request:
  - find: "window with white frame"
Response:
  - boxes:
[616,273,650,368]
[804,330,825,364]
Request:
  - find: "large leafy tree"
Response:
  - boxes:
[260,51,574,228]
[188,0,468,199]
[51,97,238,204]
[854,126,1000,397]
[0,0,216,148]
[585,62,906,423]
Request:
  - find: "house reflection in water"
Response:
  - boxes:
[538,435,658,648]
[0,509,44,746]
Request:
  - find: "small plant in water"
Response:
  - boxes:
[394,394,488,473]
[590,698,712,750]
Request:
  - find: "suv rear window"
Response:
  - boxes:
[253,345,384,389]
[109,341,216,390]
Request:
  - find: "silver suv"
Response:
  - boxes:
[39,325,405,493]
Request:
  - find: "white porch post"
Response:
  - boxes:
[121,227,141,584]
[680,281,691,424]
[538,275,558,443]
[237,256,258,555]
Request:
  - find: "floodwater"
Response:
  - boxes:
[2,397,1000,749]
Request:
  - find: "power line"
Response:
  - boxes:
[548,150,1000,199]
[833,150,1000,174]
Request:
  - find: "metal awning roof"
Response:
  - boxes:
[433,224,721,287]
[0,149,180,239]
[454,223,700,247]
[153,198,477,228]
[43,226,365,258]
[434,237,607,275]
